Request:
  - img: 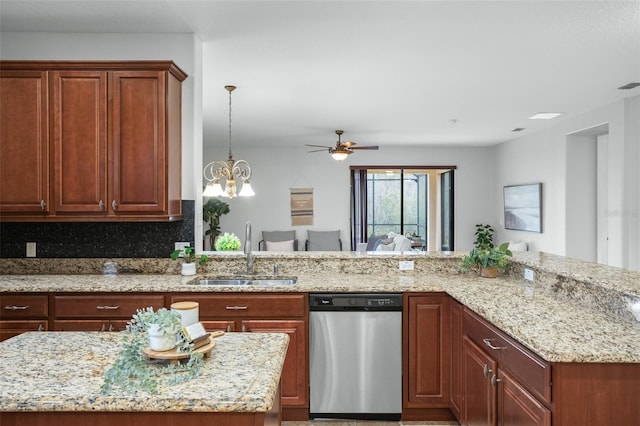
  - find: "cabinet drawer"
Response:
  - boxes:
[464,308,551,404]
[0,295,48,319]
[170,293,306,318]
[54,294,164,318]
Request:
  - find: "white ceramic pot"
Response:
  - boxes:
[148,324,177,351]
[181,262,196,276]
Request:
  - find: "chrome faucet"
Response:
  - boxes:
[244,221,254,274]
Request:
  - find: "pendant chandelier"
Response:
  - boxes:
[202,85,255,198]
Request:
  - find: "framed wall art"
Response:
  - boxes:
[503,183,542,233]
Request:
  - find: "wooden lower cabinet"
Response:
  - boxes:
[0,294,49,341]
[52,294,164,332]
[170,293,308,421]
[403,293,454,421]
[449,298,464,420]
[498,369,550,426]
[463,336,498,426]
[461,308,551,426]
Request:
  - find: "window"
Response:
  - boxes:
[351,166,455,251]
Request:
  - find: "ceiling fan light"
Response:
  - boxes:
[238,180,255,197]
[331,151,349,161]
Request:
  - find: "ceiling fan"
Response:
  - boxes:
[306,130,379,161]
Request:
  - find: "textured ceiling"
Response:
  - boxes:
[1,0,639,149]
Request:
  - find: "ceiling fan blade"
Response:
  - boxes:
[350,145,379,150]
[305,144,332,148]
[343,141,356,148]
[307,149,329,153]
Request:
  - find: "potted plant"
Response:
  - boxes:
[170,246,209,276]
[134,307,183,351]
[101,307,203,395]
[461,224,512,277]
[214,232,241,251]
[203,198,230,250]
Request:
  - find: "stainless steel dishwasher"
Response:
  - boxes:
[309,293,402,421]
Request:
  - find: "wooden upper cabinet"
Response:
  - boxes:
[0,61,185,222]
[111,71,168,215]
[52,71,108,214]
[0,70,50,214]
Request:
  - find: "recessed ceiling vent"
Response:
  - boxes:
[618,82,640,90]
[512,128,525,132]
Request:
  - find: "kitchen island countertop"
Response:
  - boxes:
[0,331,288,413]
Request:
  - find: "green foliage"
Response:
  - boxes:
[461,224,511,275]
[101,307,203,396]
[203,199,230,250]
[170,246,209,266]
[461,242,513,274]
[473,224,495,250]
[214,232,241,251]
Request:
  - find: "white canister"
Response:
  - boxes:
[171,301,199,327]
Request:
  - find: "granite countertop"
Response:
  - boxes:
[0,331,288,412]
[1,251,639,364]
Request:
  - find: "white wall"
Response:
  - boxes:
[0,32,201,201]
[493,95,640,270]
[203,143,495,251]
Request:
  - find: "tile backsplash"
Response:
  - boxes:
[0,200,194,258]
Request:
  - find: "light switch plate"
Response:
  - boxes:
[26,242,36,257]
[524,268,535,281]
[174,242,190,252]
[399,260,414,271]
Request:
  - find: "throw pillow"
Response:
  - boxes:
[265,240,295,251]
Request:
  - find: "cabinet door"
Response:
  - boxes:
[497,369,550,426]
[449,298,464,421]
[404,294,450,408]
[242,319,308,409]
[0,320,47,341]
[464,336,497,426]
[0,70,50,214]
[110,71,167,215]
[51,71,107,214]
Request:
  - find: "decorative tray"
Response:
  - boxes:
[142,331,224,364]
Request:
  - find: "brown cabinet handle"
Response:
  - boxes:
[225,305,248,310]
[483,338,506,350]
[4,305,29,310]
[96,305,120,310]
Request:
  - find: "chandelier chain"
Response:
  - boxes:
[228,87,233,159]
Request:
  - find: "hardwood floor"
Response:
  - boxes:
[283,421,460,426]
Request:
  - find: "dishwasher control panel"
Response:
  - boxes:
[309,293,403,310]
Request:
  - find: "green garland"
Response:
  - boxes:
[100,307,204,395]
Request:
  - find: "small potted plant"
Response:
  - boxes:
[133,307,183,351]
[101,307,204,395]
[461,223,512,277]
[461,243,513,277]
[214,232,241,251]
[170,245,208,276]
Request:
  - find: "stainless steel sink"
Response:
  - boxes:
[188,277,297,286]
